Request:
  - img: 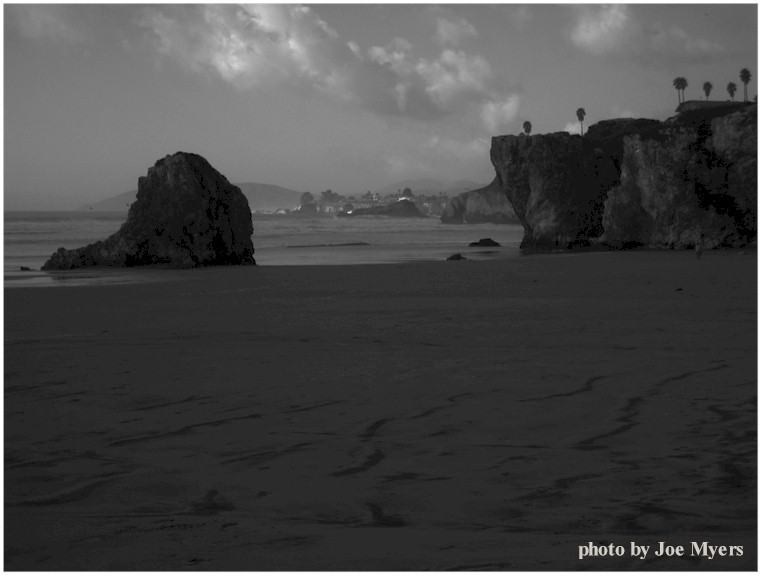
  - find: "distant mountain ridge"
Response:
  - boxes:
[81,178,489,212]
[80,182,304,212]
[79,189,138,212]
[237,183,303,211]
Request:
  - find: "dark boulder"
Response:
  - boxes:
[446,253,466,260]
[469,238,501,247]
[42,152,255,269]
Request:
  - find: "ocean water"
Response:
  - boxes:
[4,211,524,286]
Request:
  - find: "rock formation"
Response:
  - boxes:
[602,106,756,248]
[490,131,618,249]
[490,107,756,249]
[469,238,501,247]
[440,178,518,224]
[43,152,255,269]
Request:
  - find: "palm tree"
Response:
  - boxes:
[740,68,751,102]
[702,81,713,101]
[673,76,683,105]
[727,82,737,101]
[523,121,532,135]
[576,108,586,135]
[672,77,688,104]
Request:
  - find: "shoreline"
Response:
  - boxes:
[4,214,526,278]
[5,251,756,570]
[4,246,755,290]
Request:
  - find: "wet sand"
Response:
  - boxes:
[4,251,756,570]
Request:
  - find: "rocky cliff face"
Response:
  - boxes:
[43,152,255,269]
[489,131,620,248]
[602,106,756,248]
[489,108,756,249]
[440,177,518,224]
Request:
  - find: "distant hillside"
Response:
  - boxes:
[236,183,302,211]
[374,178,487,197]
[80,182,303,212]
[79,189,138,212]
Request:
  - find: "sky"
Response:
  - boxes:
[4,3,758,210]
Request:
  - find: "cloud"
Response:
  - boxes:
[139,5,350,95]
[569,5,726,60]
[570,5,633,55]
[563,121,587,136]
[415,50,492,108]
[434,15,478,47]
[8,5,86,44]
[481,96,521,133]
[139,4,520,131]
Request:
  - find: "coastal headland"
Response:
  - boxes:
[490,105,756,250]
[5,251,756,570]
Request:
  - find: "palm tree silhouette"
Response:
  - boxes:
[702,81,713,101]
[673,77,688,104]
[727,82,737,101]
[740,68,751,102]
[673,77,683,104]
[523,121,532,135]
[576,108,586,135]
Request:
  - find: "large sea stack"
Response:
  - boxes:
[42,152,256,269]
[490,106,756,249]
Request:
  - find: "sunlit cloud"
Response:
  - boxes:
[415,50,492,109]
[434,15,478,47]
[481,96,521,133]
[139,4,520,132]
[570,5,633,55]
[569,4,726,61]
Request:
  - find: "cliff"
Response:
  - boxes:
[42,152,255,269]
[440,177,519,224]
[490,107,756,249]
[490,130,619,248]
[602,106,756,248]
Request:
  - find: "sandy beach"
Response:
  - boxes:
[4,251,756,570]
